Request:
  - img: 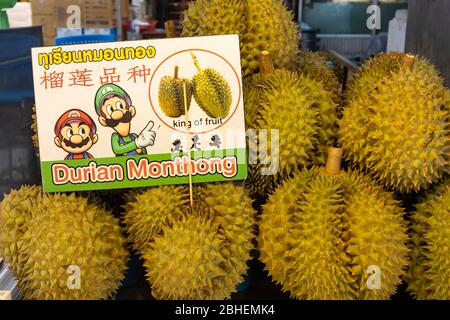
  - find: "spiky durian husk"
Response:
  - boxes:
[31,105,39,157]
[0,186,42,278]
[407,180,450,300]
[245,70,338,197]
[192,68,232,119]
[193,183,255,285]
[182,0,300,77]
[158,76,193,118]
[259,168,409,299]
[339,54,450,193]
[0,189,128,300]
[122,185,190,254]
[143,183,255,300]
[296,51,340,100]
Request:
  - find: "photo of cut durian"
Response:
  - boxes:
[190,52,233,119]
[158,66,193,118]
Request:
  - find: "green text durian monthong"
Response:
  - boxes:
[407,179,450,300]
[182,0,300,77]
[0,187,129,300]
[259,149,409,299]
[340,53,449,192]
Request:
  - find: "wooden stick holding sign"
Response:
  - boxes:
[183,82,194,206]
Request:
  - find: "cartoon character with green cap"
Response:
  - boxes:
[95,83,156,156]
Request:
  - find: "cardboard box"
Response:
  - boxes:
[83,0,114,28]
[30,0,55,16]
[32,14,57,38]
[43,36,56,47]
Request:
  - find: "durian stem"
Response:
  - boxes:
[174,66,179,79]
[191,52,202,72]
[401,54,416,70]
[260,51,275,79]
[165,20,177,38]
[324,147,343,175]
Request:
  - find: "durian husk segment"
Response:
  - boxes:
[0,188,128,300]
[259,167,409,300]
[31,105,39,157]
[191,53,233,119]
[181,0,300,77]
[143,183,255,300]
[296,50,340,100]
[122,185,190,254]
[158,66,193,118]
[0,186,42,278]
[407,180,450,300]
[339,53,450,193]
[245,67,338,197]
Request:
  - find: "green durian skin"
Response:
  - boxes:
[407,180,450,300]
[340,53,450,193]
[0,188,128,300]
[296,50,340,101]
[182,0,300,77]
[259,168,409,300]
[122,185,190,254]
[244,69,338,198]
[192,68,232,119]
[142,183,255,300]
[158,76,193,118]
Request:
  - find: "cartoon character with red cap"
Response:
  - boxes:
[54,109,99,160]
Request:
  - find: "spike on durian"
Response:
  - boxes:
[191,52,232,119]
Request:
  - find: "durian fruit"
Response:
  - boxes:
[31,105,39,157]
[407,179,450,300]
[340,53,450,193]
[122,185,190,254]
[191,52,232,119]
[245,51,338,197]
[142,183,255,300]
[0,185,41,278]
[182,0,300,77]
[259,148,409,299]
[0,187,128,300]
[296,50,340,100]
[144,214,227,300]
[158,66,193,118]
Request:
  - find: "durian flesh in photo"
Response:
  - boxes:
[0,187,129,300]
[182,0,300,77]
[259,148,409,299]
[407,179,450,300]
[158,66,193,118]
[340,53,449,193]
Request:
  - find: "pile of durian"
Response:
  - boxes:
[3,0,449,301]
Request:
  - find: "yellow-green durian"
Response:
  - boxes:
[0,185,41,278]
[0,189,128,300]
[122,185,190,254]
[339,53,450,193]
[296,50,340,100]
[31,105,39,157]
[245,52,338,197]
[143,183,255,300]
[158,66,193,118]
[259,148,409,299]
[407,179,450,300]
[182,0,300,77]
[191,53,232,119]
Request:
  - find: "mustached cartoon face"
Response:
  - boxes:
[99,96,136,128]
[55,122,98,154]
